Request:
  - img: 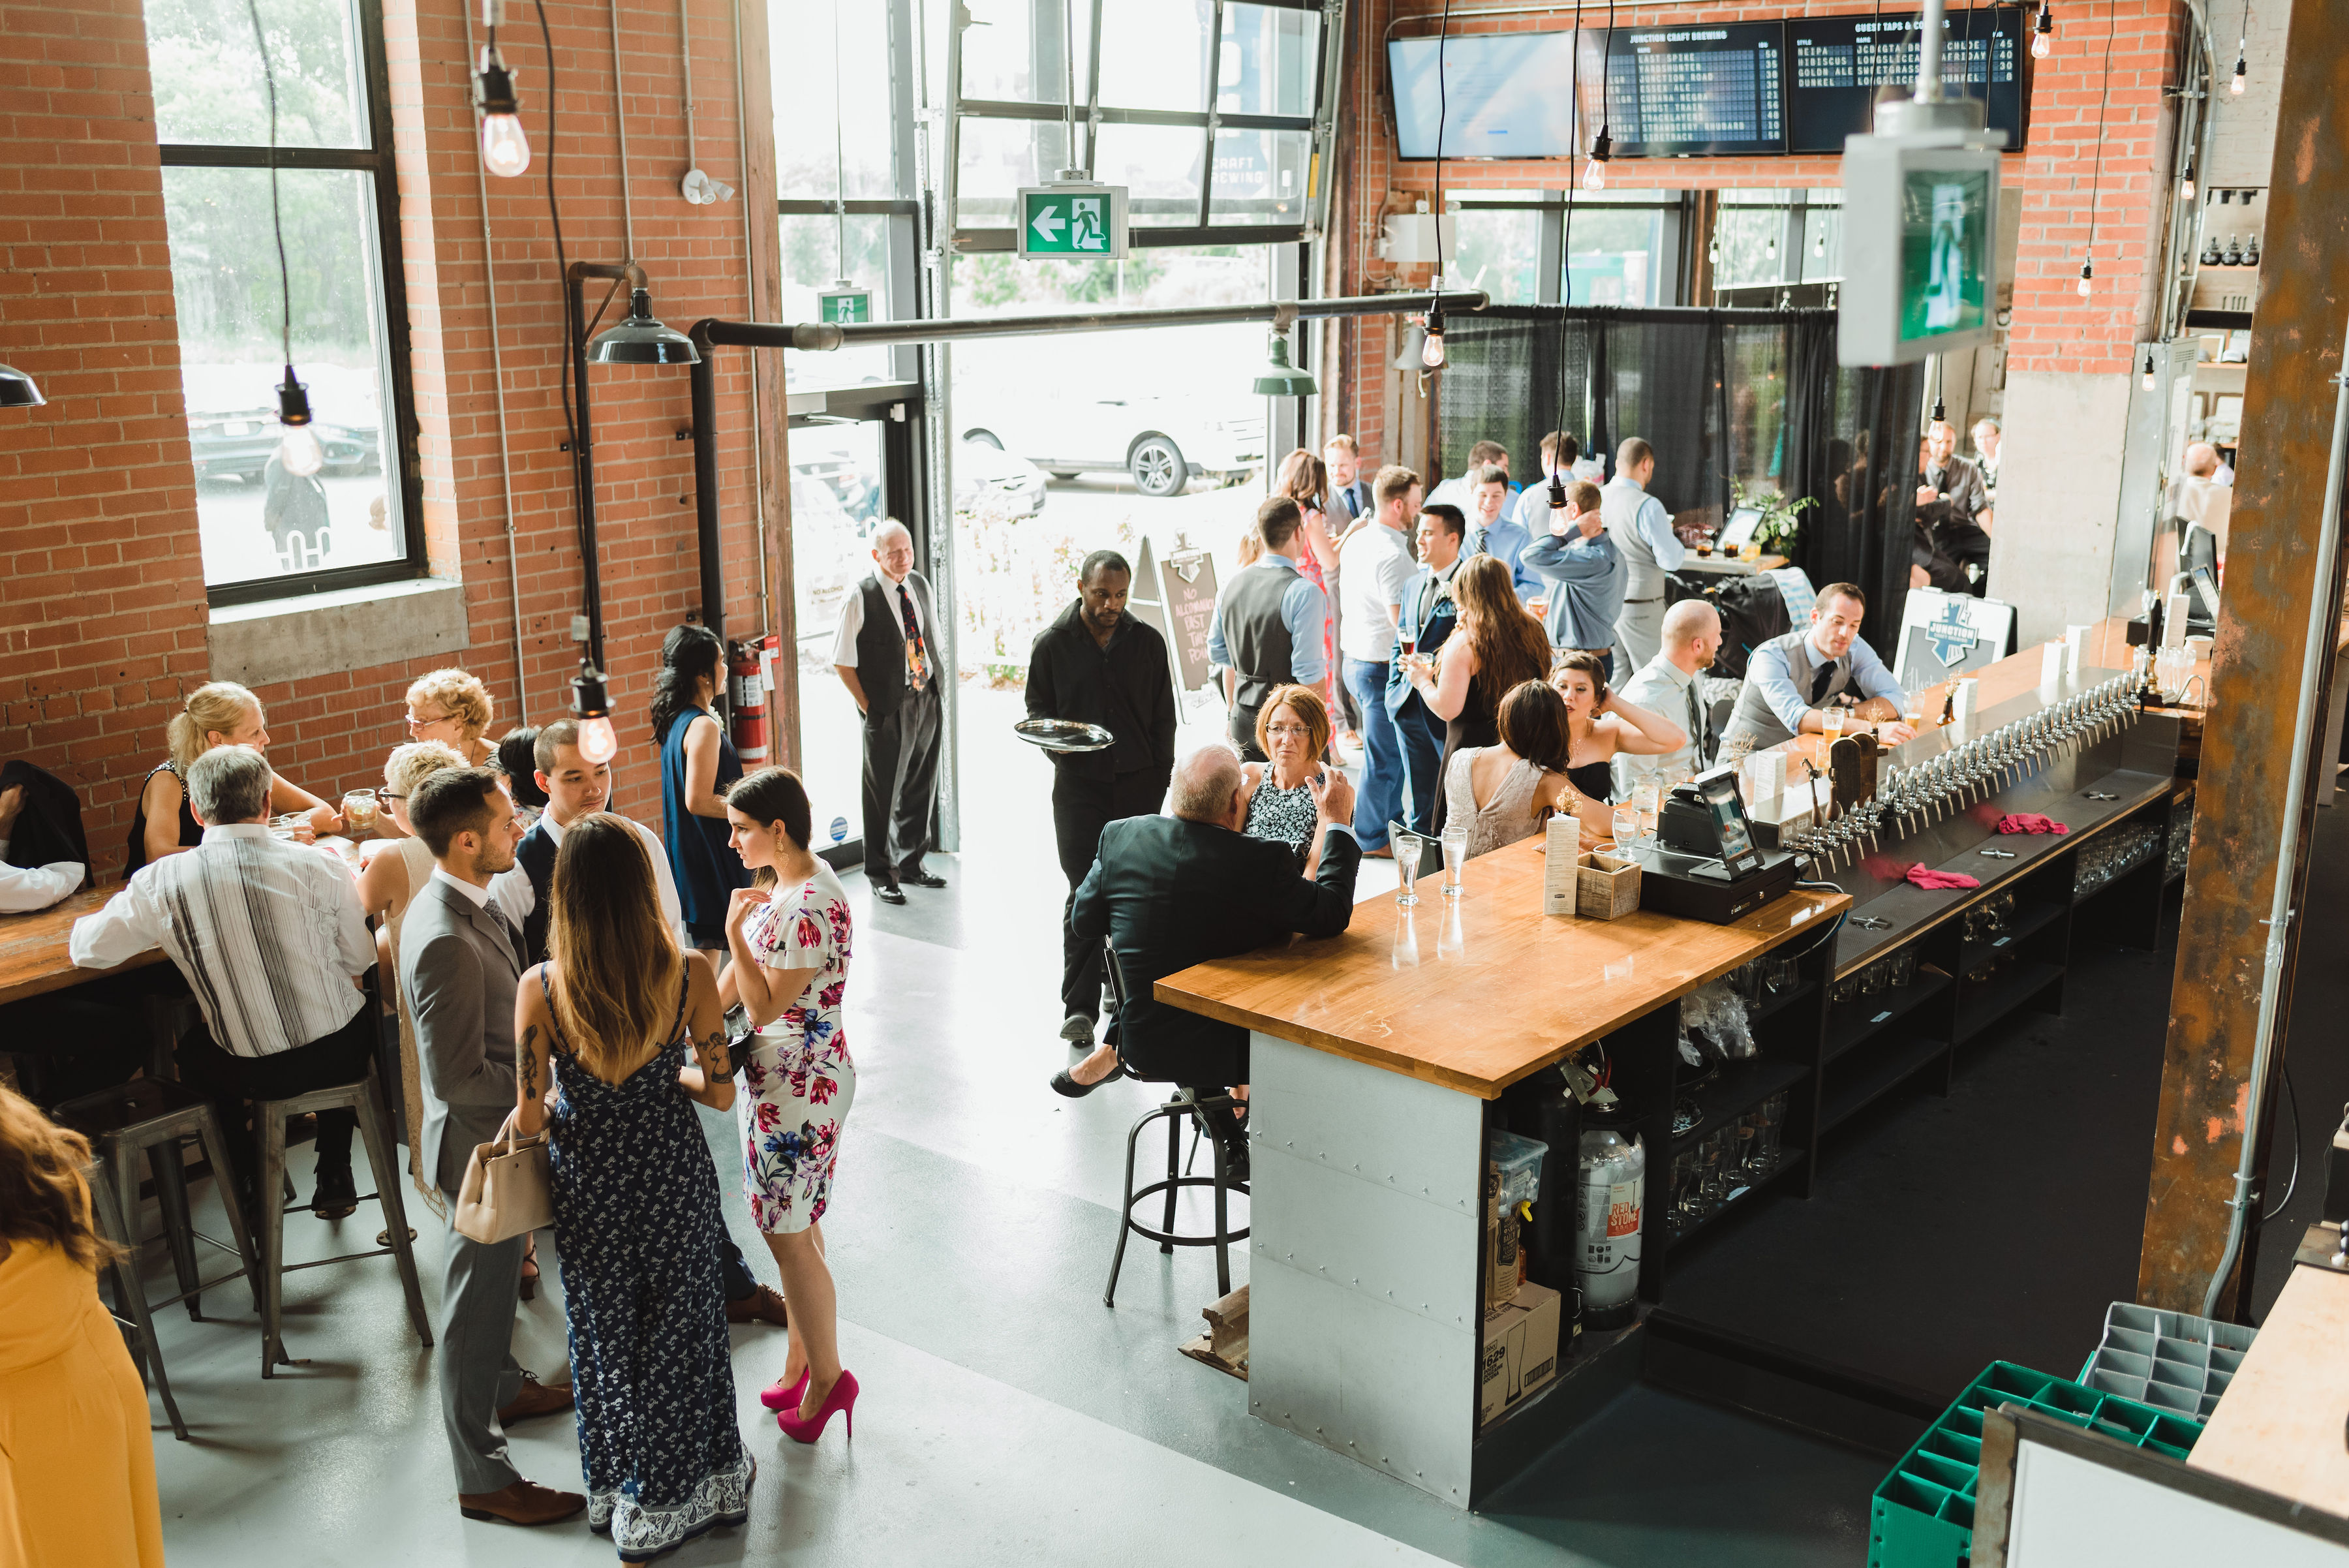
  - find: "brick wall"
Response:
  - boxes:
[0,0,775,880]
[1336,0,2185,433]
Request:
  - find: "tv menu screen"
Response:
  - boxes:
[1787,7,2027,153]
[1603,25,1786,157]
[1387,32,1586,160]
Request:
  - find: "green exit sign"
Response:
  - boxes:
[1017,183,1129,261]
[817,286,871,324]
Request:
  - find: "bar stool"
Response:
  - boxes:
[51,1077,260,1325]
[253,1065,433,1377]
[80,1158,189,1441]
[1097,939,1250,1307]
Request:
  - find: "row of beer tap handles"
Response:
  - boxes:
[1779,677,2142,873]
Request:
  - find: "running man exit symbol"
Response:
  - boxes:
[1017,183,1129,260]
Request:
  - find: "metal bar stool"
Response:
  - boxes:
[80,1157,188,1441]
[1097,938,1250,1307]
[253,1064,433,1376]
[51,1077,261,1325]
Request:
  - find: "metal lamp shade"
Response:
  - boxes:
[587,289,701,365]
[1251,333,1318,397]
[0,363,45,407]
[1391,324,1432,371]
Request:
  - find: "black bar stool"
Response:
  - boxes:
[52,1077,261,1325]
[253,1065,433,1376]
[80,1157,188,1440]
[1096,938,1250,1307]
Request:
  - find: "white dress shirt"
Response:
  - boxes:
[71,823,373,1058]
[486,812,683,938]
[1338,521,1417,663]
[829,570,926,667]
[0,840,82,913]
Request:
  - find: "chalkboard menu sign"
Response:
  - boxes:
[1787,8,2026,153]
[1158,546,1220,696]
[1603,24,1785,157]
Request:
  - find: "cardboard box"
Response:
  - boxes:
[1484,1196,1522,1311]
[1479,1281,1563,1424]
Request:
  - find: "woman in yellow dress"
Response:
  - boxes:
[0,1083,164,1567]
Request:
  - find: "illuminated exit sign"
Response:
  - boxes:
[1017,183,1129,260]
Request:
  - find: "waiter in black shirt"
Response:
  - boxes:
[1027,550,1178,1047]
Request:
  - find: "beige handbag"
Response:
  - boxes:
[452,1111,553,1244]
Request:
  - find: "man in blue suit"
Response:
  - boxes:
[1387,502,1466,835]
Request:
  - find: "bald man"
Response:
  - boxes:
[1612,600,1723,801]
[1052,744,1360,1178]
[834,518,944,902]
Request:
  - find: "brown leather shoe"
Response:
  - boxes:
[495,1371,574,1426]
[726,1284,789,1328]
[457,1478,586,1526]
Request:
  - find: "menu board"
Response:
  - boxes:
[1787,7,2027,153]
[1603,24,1786,157]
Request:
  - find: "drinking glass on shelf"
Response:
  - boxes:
[1862,960,1887,996]
[1755,1093,1787,1167]
[1611,806,1641,848]
[1767,953,1800,994]
[1832,974,1856,1007]
[1440,826,1469,899]
[1890,949,1918,987]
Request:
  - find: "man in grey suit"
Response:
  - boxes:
[400,767,583,1528]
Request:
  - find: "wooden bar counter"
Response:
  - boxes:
[1156,842,1846,1509]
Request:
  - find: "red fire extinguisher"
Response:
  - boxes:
[728,639,769,764]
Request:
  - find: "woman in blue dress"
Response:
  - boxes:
[652,623,750,952]
[514,814,752,1563]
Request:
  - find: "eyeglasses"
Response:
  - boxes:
[406,710,452,729]
[1266,724,1312,740]
[374,787,405,803]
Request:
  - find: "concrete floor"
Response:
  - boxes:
[136,682,1885,1567]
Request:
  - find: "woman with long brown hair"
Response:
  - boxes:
[1402,553,1554,835]
[0,1083,164,1566]
[1273,448,1350,741]
[1548,650,1685,812]
[513,816,751,1563]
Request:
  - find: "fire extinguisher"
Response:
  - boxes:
[727,639,769,764]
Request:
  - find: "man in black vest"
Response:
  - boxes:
[485,720,790,1329]
[1026,549,1178,1045]
[1205,496,1328,762]
[831,519,944,906]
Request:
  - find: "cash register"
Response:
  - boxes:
[1630,765,1801,923]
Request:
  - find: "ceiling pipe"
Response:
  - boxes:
[681,288,1490,664]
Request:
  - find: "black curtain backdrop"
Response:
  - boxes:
[1436,306,1926,657]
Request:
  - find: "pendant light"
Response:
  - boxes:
[570,658,619,764]
[2078,258,2093,298]
[474,48,529,176]
[587,286,701,364]
[0,363,47,408]
[1582,128,1611,192]
[1420,309,1448,369]
[2140,349,2157,392]
[2032,2,2053,58]
[1251,328,1318,397]
[2180,155,2196,203]
[243,0,324,480]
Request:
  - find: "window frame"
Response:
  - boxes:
[155,0,427,607]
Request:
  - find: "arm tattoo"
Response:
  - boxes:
[695,1027,733,1079]
[518,1023,540,1101]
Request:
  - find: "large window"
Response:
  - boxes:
[144,0,419,602]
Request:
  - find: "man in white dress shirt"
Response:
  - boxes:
[490,719,681,968]
[1603,437,1687,675]
[1612,600,1723,801]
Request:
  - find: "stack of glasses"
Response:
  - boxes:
[1666,1090,1789,1240]
[2075,822,2164,899]
[1828,949,1919,1009]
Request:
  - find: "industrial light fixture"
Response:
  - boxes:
[0,363,44,408]
[275,371,324,476]
[1931,393,1946,424]
[2078,256,2094,298]
[1582,125,1612,192]
[1251,327,1317,397]
[588,286,701,364]
[2031,2,2053,58]
[2230,44,2247,95]
[2180,155,2196,203]
[474,50,529,176]
[1392,323,1432,371]
[570,658,619,764]
[1420,307,1448,369]
[2141,349,2157,391]
[1813,228,1826,259]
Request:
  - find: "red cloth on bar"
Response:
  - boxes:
[1906,865,1982,891]
[1995,813,2068,835]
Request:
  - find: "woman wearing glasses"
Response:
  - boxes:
[402,668,498,768]
[1240,684,1335,877]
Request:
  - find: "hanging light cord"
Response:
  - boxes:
[1432,0,1453,294]
[241,0,291,375]
[532,0,592,634]
[2084,0,2118,266]
[1558,0,1580,436]
[831,0,849,276]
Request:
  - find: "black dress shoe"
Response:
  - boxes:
[1051,1062,1127,1098]
[310,1168,358,1220]
[900,869,947,889]
[872,882,907,905]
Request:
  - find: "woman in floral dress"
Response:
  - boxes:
[721,767,859,1443]
[513,814,752,1563]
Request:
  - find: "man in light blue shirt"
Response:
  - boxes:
[1207,496,1328,761]
[1509,431,1583,536]
[1719,581,1920,753]
[1602,438,1686,675]
[1463,466,1541,602]
[1519,478,1623,677]
[1426,439,1516,512]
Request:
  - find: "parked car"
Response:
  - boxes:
[958,393,1264,497]
[183,362,379,480]
[953,437,1047,517]
[188,407,366,484]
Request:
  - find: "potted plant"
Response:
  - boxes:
[1729,476,1817,559]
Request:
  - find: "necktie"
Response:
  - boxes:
[1809,660,1837,706]
[480,893,521,966]
[898,582,929,691]
[1685,679,1707,762]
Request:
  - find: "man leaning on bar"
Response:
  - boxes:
[1719,582,1919,754]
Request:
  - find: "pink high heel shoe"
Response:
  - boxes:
[776,1370,858,1444]
[759,1370,810,1413]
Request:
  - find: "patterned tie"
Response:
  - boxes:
[1685,679,1708,763]
[898,581,929,691]
[480,893,521,968]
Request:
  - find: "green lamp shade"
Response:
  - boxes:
[0,363,45,408]
[588,288,701,365]
[1251,333,1317,397]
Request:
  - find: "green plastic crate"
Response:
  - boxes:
[1867,1360,2205,1568]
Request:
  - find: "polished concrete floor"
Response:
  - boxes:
[136,686,1886,1567]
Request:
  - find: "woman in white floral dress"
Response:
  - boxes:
[720,768,859,1443]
